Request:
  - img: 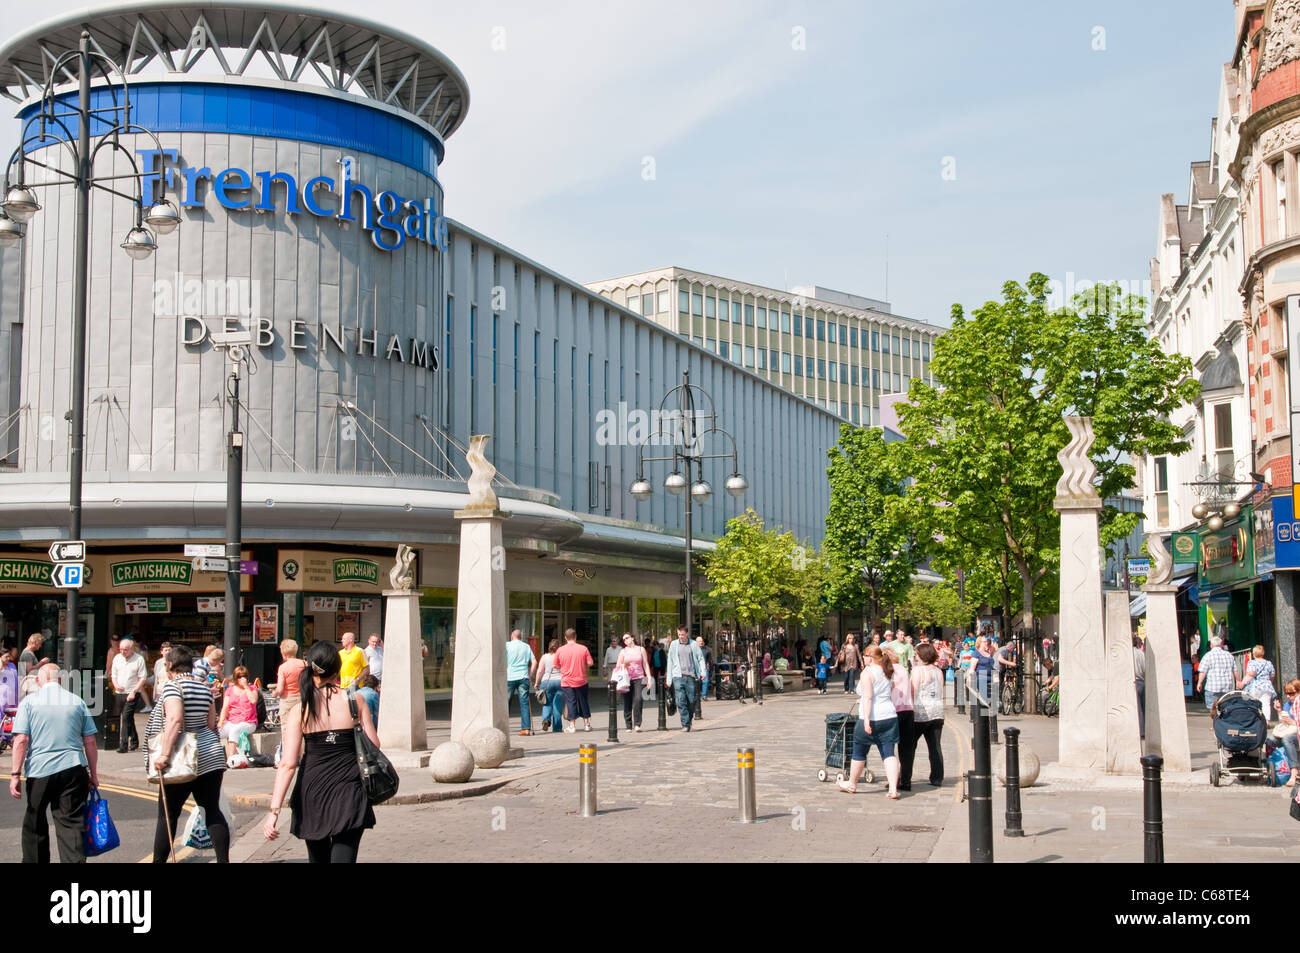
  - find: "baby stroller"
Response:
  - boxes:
[1209,690,1270,787]
[0,706,15,753]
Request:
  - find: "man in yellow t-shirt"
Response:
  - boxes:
[338,631,369,690]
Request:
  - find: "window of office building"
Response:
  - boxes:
[782,352,791,374]
[902,338,911,358]
[851,365,859,386]
[643,294,654,316]
[678,289,688,312]
[732,301,742,324]
[850,327,858,349]
[628,293,640,313]
[757,306,767,328]
[818,358,827,378]
[781,311,791,332]
[794,355,803,376]
[841,362,849,382]
[756,348,766,370]
[872,369,879,390]
[829,362,838,382]
[828,322,837,343]
[922,340,930,361]
[892,334,900,354]
[893,372,901,391]
[732,343,742,363]
[705,296,716,318]
[769,349,777,370]
[716,340,727,358]
[744,345,755,368]
[882,334,890,355]
[745,304,754,326]
[840,324,848,344]
[692,292,703,316]
[852,404,860,424]
[793,314,803,336]
[872,330,879,351]
[658,291,670,313]
[817,320,826,341]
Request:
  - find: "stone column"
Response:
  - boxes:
[1055,416,1107,771]
[448,435,513,753]
[1276,571,1299,683]
[1141,533,1191,773]
[1104,590,1141,775]
[377,586,430,768]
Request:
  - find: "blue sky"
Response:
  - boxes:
[0,0,1232,327]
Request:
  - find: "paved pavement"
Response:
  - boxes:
[94,683,1300,863]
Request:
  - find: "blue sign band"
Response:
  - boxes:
[20,81,443,177]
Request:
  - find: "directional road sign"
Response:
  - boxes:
[239,560,259,575]
[52,562,84,588]
[48,540,86,562]
[184,544,226,558]
[193,556,230,572]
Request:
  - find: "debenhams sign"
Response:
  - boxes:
[141,151,442,372]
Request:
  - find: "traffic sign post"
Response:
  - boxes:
[52,562,85,589]
[48,540,86,562]
[184,544,225,558]
[193,556,230,573]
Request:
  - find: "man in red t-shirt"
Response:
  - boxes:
[554,628,594,733]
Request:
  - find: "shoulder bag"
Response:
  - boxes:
[347,690,399,804]
[145,684,199,785]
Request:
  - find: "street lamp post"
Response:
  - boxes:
[629,370,747,698]
[1,32,179,669]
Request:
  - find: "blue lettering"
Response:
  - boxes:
[136,149,179,205]
[254,170,300,214]
[179,166,212,208]
[402,200,424,239]
[213,167,252,209]
[337,178,373,228]
[372,190,406,251]
[302,176,336,217]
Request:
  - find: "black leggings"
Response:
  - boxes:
[914,719,945,785]
[305,827,364,863]
[154,771,229,863]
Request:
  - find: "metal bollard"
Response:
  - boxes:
[1003,727,1023,837]
[657,673,668,730]
[606,681,619,743]
[578,743,598,817]
[968,687,994,863]
[1141,754,1164,863]
[737,746,756,823]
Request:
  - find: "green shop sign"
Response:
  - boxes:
[0,558,53,586]
[333,559,379,586]
[1170,532,1200,563]
[111,559,193,587]
[1199,512,1255,587]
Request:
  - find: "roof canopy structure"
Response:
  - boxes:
[0,0,470,139]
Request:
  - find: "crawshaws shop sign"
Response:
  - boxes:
[276,550,384,594]
[0,552,252,594]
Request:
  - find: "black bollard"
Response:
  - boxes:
[606,681,619,743]
[657,672,668,731]
[968,679,994,863]
[1003,727,1023,837]
[1141,754,1164,863]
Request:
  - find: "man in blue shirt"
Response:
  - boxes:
[9,664,99,863]
[505,629,536,736]
[665,626,706,732]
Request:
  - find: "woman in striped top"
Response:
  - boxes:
[144,644,229,862]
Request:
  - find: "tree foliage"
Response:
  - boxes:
[823,424,918,627]
[699,509,825,639]
[896,276,1197,633]
[899,581,972,632]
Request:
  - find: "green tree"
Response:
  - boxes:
[824,424,918,628]
[897,275,1197,641]
[699,509,824,649]
[899,581,973,633]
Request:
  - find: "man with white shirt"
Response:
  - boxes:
[364,633,384,685]
[602,636,621,678]
[109,638,147,754]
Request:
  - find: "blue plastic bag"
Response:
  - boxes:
[83,787,120,857]
[1268,746,1292,785]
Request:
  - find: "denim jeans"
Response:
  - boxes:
[507,678,531,731]
[543,683,564,731]
[674,677,698,728]
[844,667,858,693]
[1205,690,1225,711]
[1271,731,1299,775]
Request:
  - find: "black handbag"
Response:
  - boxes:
[1291,782,1300,823]
[347,691,399,805]
[666,681,677,716]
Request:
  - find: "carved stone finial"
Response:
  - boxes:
[1054,416,1101,508]
[464,434,499,512]
[389,543,416,591]
[1145,532,1173,587]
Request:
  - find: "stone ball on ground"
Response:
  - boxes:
[995,742,1041,788]
[430,742,475,783]
[466,726,510,768]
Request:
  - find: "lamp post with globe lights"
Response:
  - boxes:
[0,31,180,669]
[629,370,747,701]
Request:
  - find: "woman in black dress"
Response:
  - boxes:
[263,640,379,862]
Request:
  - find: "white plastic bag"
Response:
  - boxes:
[642,680,655,701]
[183,807,212,850]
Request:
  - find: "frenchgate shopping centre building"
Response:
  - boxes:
[0,1,926,687]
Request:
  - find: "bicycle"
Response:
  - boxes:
[1038,683,1059,717]
[999,666,1024,715]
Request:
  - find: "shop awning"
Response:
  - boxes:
[1129,571,1197,617]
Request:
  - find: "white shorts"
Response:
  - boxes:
[220,721,255,742]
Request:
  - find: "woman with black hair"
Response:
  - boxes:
[263,640,379,862]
